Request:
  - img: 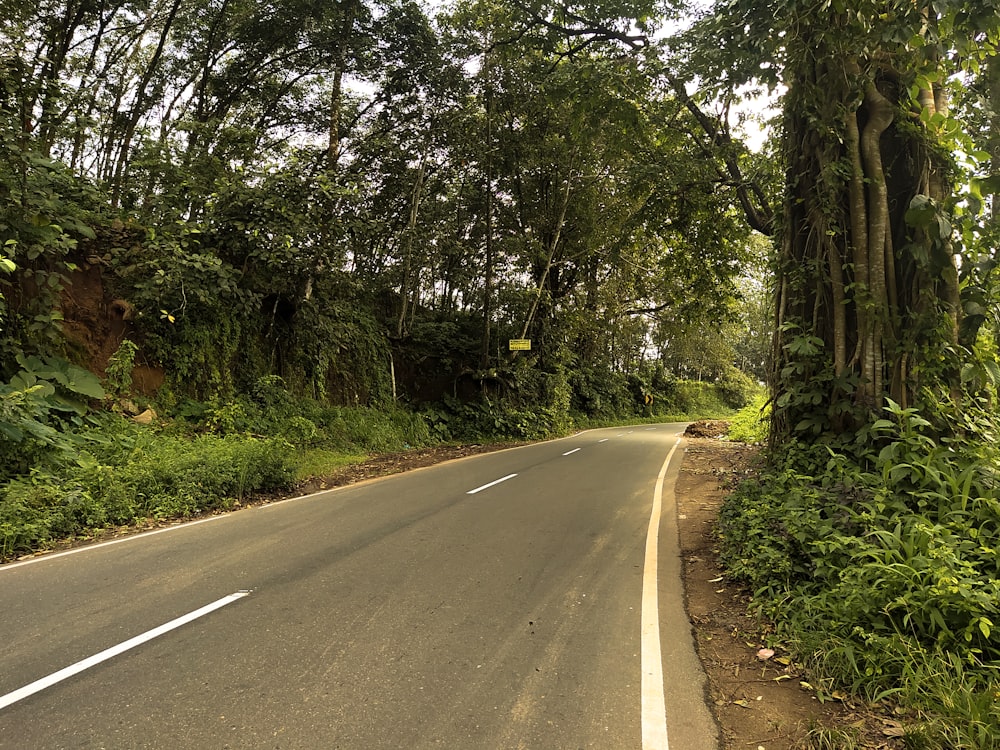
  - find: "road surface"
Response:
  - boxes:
[0,424,718,749]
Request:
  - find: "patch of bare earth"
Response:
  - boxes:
[677,434,835,748]
[678,425,898,750]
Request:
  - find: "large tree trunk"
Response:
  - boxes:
[397,158,427,337]
[480,67,495,370]
[771,45,961,444]
[856,80,894,408]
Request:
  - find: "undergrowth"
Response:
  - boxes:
[726,391,770,444]
[720,399,1000,748]
[0,423,294,559]
[0,373,445,560]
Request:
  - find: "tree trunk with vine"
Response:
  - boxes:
[771,22,964,445]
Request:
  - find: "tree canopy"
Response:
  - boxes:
[4,0,999,437]
[1,0,766,423]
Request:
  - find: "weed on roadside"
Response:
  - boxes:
[719,402,1000,748]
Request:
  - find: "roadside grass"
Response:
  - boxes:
[723,402,1000,749]
[725,391,769,443]
[291,448,369,483]
[802,724,864,750]
[0,400,439,561]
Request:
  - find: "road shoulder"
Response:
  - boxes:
[676,437,849,749]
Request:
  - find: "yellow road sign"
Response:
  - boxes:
[509,339,531,351]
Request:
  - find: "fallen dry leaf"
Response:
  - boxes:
[882,719,906,737]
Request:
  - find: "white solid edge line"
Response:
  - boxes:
[562,448,581,456]
[0,515,228,573]
[466,473,518,495]
[0,590,251,712]
[641,437,681,750]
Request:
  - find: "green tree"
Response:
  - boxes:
[685,0,1000,440]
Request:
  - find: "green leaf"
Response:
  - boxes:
[61,364,105,400]
[973,174,1000,196]
[984,360,1000,385]
[0,422,25,442]
[978,617,992,639]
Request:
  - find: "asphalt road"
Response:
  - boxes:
[0,424,718,749]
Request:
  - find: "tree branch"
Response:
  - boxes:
[499,1,648,52]
[665,76,775,236]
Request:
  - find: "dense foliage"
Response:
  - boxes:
[0,0,759,425]
[722,402,1000,746]
[700,0,1000,744]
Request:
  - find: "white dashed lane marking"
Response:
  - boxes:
[466,474,518,495]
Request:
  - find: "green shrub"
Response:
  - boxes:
[715,365,761,409]
[727,392,770,443]
[315,405,432,453]
[0,355,106,480]
[719,401,1000,745]
[279,415,319,446]
[569,366,633,419]
[105,339,139,397]
[203,398,256,434]
[666,380,734,417]
[0,424,295,559]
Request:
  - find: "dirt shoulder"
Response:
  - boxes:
[679,434,904,750]
[677,436,844,748]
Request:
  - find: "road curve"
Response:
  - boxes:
[0,424,718,749]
